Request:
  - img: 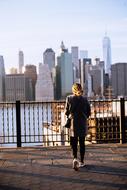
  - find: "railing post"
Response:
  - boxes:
[16,100,21,147]
[120,98,126,144]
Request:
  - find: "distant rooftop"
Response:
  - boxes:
[44,48,55,53]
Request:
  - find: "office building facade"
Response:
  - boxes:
[0,56,5,101]
[24,64,37,100]
[5,74,33,101]
[111,63,127,97]
[79,58,92,96]
[56,42,73,99]
[43,48,55,71]
[89,59,104,97]
[35,63,54,101]
[71,46,79,82]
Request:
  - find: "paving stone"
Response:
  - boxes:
[0,144,127,190]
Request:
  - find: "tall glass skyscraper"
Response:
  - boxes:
[18,50,24,74]
[56,42,73,99]
[43,48,55,71]
[103,35,112,77]
[71,46,79,82]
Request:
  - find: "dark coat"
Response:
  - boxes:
[65,95,91,137]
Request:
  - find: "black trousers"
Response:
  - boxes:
[70,136,85,163]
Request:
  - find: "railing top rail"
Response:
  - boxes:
[0,98,126,105]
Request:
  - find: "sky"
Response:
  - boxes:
[0,0,127,73]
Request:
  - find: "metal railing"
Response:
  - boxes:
[0,98,127,147]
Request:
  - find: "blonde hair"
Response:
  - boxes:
[72,83,83,96]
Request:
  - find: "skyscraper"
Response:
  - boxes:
[43,48,55,71]
[56,42,73,99]
[24,65,37,100]
[18,50,24,74]
[103,35,112,77]
[35,63,54,101]
[5,74,33,101]
[89,58,104,97]
[71,46,79,82]
[0,56,5,101]
[71,46,79,68]
[111,63,127,98]
[79,58,92,96]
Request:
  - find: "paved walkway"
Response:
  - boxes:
[0,144,127,190]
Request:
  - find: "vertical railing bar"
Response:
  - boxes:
[33,103,35,142]
[51,102,54,145]
[11,103,14,143]
[28,102,31,143]
[37,102,40,142]
[23,102,26,143]
[56,102,59,144]
[2,104,5,143]
[55,102,58,144]
[6,103,9,143]
[16,100,21,147]
[107,101,110,141]
[47,102,49,146]
[110,101,114,141]
[120,98,125,144]
[115,100,118,141]
[42,102,44,145]
[107,100,111,141]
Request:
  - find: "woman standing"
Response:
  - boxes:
[65,83,91,170]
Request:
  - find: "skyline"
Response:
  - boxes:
[0,0,127,73]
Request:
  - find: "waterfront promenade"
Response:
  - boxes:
[0,144,127,190]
